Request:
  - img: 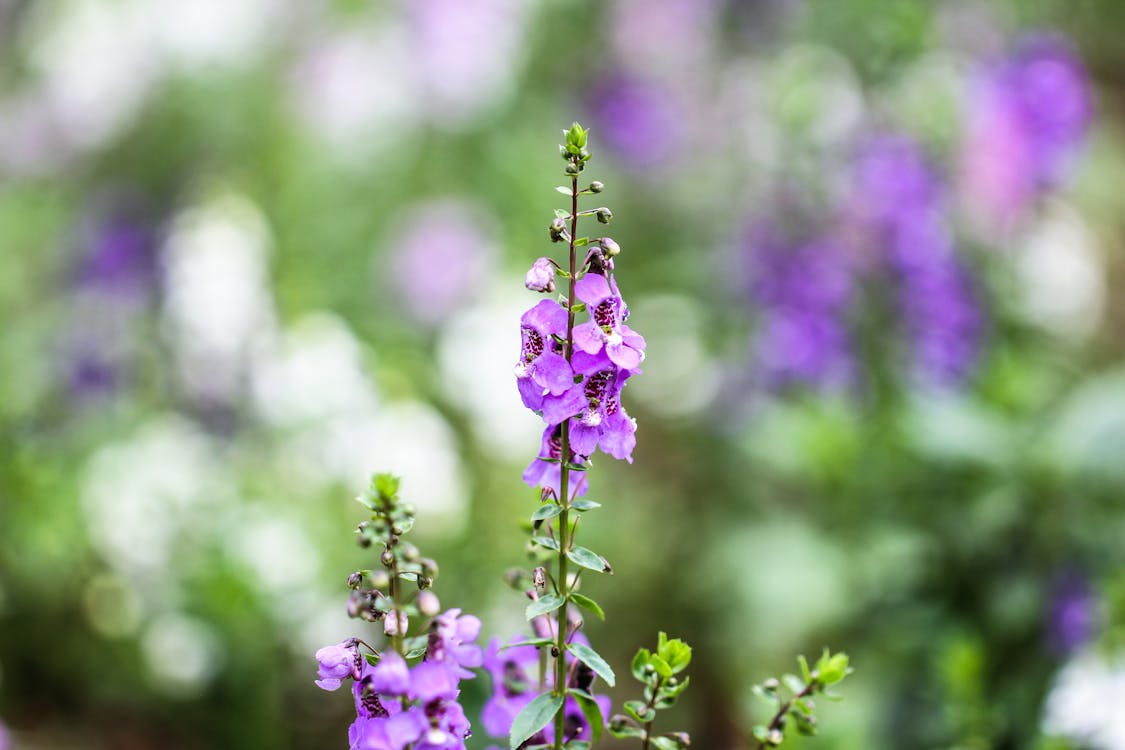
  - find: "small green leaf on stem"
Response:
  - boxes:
[510,693,564,750]
[525,594,564,621]
[569,593,605,620]
[567,642,616,687]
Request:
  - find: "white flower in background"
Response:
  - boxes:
[1016,200,1104,342]
[142,0,286,70]
[1043,647,1125,749]
[81,415,229,579]
[251,312,380,428]
[226,511,321,592]
[401,0,530,127]
[289,22,417,154]
[629,294,720,418]
[438,282,544,460]
[142,612,223,696]
[162,192,276,402]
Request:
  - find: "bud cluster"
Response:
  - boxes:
[750,649,852,748]
[608,632,693,749]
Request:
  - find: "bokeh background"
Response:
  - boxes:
[3,0,1125,748]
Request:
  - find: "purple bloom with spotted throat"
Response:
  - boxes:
[573,272,646,370]
[515,299,587,424]
[569,350,638,462]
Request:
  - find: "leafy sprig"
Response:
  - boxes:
[609,632,693,749]
[751,649,852,748]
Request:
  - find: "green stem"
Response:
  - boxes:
[640,676,665,750]
[755,681,818,750]
[552,168,580,750]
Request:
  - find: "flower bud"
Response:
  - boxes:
[416,590,441,617]
[380,549,395,567]
[596,207,613,224]
[767,729,784,746]
[533,566,547,592]
[549,218,567,242]
[763,678,780,691]
[609,716,631,733]
[398,542,419,562]
[597,237,620,256]
[370,569,391,590]
[383,610,408,636]
[525,258,556,293]
[565,162,580,176]
[589,181,604,193]
[347,571,364,589]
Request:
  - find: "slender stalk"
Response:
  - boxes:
[552,169,580,750]
[755,682,817,750]
[640,675,665,750]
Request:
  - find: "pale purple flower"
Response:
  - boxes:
[573,273,646,370]
[1048,571,1098,653]
[585,72,683,170]
[428,608,484,677]
[315,640,359,691]
[515,300,586,424]
[370,651,411,695]
[525,257,556,293]
[962,34,1091,227]
[389,200,494,326]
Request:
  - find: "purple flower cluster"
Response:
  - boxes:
[517,264,645,497]
[962,33,1092,227]
[742,222,854,390]
[315,610,483,750]
[851,135,982,386]
[480,627,611,749]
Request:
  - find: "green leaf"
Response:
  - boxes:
[569,593,605,620]
[574,237,590,246]
[649,655,672,679]
[567,546,609,573]
[555,186,571,195]
[632,648,652,681]
[533,535,560,551]
[526,594,564,621]
[404,646,427,659]
[798,654,812,683]
[372,473,400,499]
[656,635,692,674]
[531,504,562,522]
[568,689,605,743]
[509,692,564,750]
[502,636,554,649]
[783,674,805,694]
[569,302,587,314]
[624,699,654,723]
[554,208,570,219]
[567,642,615,687]
[608,718,645,740]
[652,737,688,750]
[570,499,601,512]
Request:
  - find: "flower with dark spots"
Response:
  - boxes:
[516,300,585,423]
[522,424,590,500]
[568,350,638,462]
[525,257,556,293]
[573,273,646,370]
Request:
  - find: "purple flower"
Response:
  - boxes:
[568,350,637,462]
[515,300,587,424]
[586,72,683,171]
[1047,571,1098,653]
[410,661,460,703]
[573,273,646,370]
[522,424,590,500]
[962,34,1091,226]
[315,640,359,691]
[428,608,484,677]
[370,651,411,695]
[743,222,854,390]
[525,257,556,293]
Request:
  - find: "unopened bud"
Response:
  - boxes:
[669,732,691,747]
[763,678,780,691]
[565,162,580,176]
[609,715,630,733]
[399,542,419,562]
[596,207,613,224]
[525,257,556,293]
[597,237,620,257]
[533,567,547,592]
[549,218,567,242]
[369,569,391,590]
[416,590,441,617]
[767,729,784,746]
[380,549,395,567]
[383,611,408,636]
[347,571,363,589]
[589,181,604,193]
